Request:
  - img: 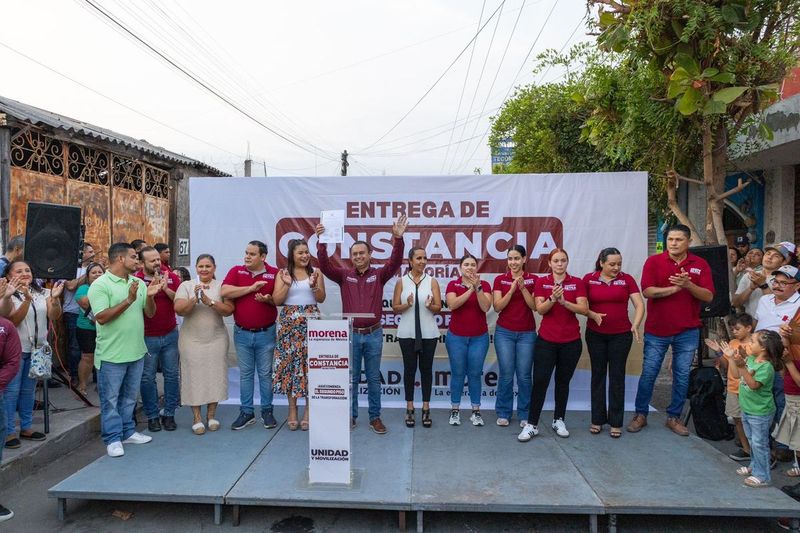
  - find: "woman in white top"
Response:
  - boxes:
[392,247,442,428]
[272,239,326,431]
[2,260,62,448]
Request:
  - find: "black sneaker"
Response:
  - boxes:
[147,418,162,432]
[262,410,277,429]
[161,416,177,431]
[0,504,13,522]
[728,449,750,462]
[231,412,255,430]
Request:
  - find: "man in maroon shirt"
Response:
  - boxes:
[315,216,408,434]
[135,247,181,432]
[221,240,279,431]
[628,225,714,436]
[0,315,21,522]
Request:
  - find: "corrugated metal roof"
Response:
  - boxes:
[0,95,229,176]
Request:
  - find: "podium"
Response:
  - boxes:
[306,313,375,486]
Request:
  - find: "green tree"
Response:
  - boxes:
[585,0,800,244]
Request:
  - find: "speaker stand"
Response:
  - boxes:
[41,368,95,435]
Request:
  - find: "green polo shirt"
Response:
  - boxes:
[88,270,148,369]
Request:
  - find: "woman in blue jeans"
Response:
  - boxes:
[445,254,492,426]
[492,245,537,427]
[2,260,63,449]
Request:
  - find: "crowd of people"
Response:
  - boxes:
[0,219,799,523]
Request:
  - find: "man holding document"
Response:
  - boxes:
[315,215,408,434]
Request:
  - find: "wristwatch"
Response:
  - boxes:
[475,284,482,292]
[759,283,768,290]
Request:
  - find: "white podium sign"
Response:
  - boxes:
[307,319,351,484]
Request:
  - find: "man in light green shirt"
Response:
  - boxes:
[88,242,161,458]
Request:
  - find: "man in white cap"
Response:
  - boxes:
[733,243,790,316]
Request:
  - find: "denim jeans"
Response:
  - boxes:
[63,312,81,379]
[742,411,775,483]
[0,391,5,461]
[141,328,180,419]
[233,325,276,416]
[4,353,33,434]
[772,377,789,451]
[351,328,384,421]
[445,332,489,407]
[634,328,699,418]
[98,358,144,445]
[493,326,536,421]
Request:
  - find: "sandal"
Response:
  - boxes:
[207,418,220,432]
[405,409,415,428]
[590,425,602,434]
[19,431,46,441]
[609,428,622,439]
[787,467,800,477]
[736,466,752,476]
[300,420,309,431]
[422,409,432,428]
[744,475,769,488]
[192,422,206,435]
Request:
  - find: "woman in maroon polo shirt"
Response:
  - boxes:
[583,247,644,438]
[445,254,492,427]
[519,248,587,442]
[492,245,537,428]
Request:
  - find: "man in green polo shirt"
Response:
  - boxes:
[89,242,162,458]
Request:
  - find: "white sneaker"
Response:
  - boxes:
[448,410,461,426]
[518,424,538,442]
[496,417,509,426]
[107,441,124,457]
[123,432,153,444]
[551,418,569,438]
[470,411,484,426]
[519,419,528,428]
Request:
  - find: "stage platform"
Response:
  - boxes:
[49,407,800,532]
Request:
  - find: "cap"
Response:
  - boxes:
[774,265,800,281]
[735,235,749,246]
[765,245,790,260]
[779,241,797,255]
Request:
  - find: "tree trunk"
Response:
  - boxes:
[703,123,729,245]
[665,174,703,246]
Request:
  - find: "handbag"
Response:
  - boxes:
[27,295,52,379]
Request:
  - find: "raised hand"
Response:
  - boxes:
[718,341,737,359]
[6,277,21,296]
[279,269,292,284]
[406,292,414,306]
[551,284,564,302]
[50,281,64,299]
[749,269,767,287]
[704,338,722,352]
[315,223,326,237]
[0,278,12,299]
[392,215,408,238]
[669,269,691,288]
[146,277,164,297]
[309,270,319,288]
[425,294,433,308]
[128,280,140,303]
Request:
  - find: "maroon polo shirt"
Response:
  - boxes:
[535,273,587,343]
[492,272,537,332]
[222,264,279,329]
[0,316,22,393]
[135,268,181,337]
[446,279,491,337]
[317,237,404,329]
[582,271,640,335]
[641,252,715,337]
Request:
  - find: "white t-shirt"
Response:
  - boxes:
[754,292,800,332]
[13,288,50,353]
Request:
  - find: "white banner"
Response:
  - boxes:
[191,173,648,410]
[307,319,351,484]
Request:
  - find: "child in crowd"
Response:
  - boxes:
[723,330,785,487]
[775,318,800,478]
[705,313,754,462]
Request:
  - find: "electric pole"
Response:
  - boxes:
[341,150,349,176]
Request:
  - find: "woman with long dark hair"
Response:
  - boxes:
[393,247,442,428]
[74,262,106,394]
[174,254,235,435]
[272,239,326,431]
[492,244,537,428]
[583,248,644,438]
[445,254,491,426]
[2,260,63,448]
[519,248,588,442]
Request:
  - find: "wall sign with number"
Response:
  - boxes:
[178,238,189,256]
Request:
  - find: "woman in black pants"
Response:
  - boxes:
[518,248,588,441]
[583,248,644,438]
[392,248,442,428]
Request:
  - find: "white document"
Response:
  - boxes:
[319,209,345,243]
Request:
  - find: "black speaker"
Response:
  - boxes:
[689,244,731,318]
[25,202,81,279]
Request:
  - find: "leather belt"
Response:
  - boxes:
[235,323,273,333]
[352,323,382,335]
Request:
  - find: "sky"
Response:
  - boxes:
[0,0,593,177]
